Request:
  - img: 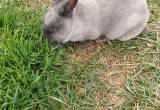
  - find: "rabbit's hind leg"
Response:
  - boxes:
[95,35,107,43]
[143,24,150,33]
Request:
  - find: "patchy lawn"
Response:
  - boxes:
[0,0,160,110]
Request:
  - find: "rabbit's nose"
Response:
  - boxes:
[43,27,52,41]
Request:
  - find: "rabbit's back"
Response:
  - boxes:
[76,0,149,41]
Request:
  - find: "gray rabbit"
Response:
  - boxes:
[43,0,150,43]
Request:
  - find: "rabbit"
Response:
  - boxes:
[43,0,150,43]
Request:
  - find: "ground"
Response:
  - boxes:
[0,0,160,110]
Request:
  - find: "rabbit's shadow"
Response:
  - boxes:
[47,32,153,55]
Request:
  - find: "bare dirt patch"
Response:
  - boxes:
[99,53,140,105]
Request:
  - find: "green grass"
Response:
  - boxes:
[0,0,160,110]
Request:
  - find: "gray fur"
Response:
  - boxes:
[43,0,150,43]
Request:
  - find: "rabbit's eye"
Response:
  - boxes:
[51,25,55,30]
[50,25,59,32]
[52,26,59,32]
[51,25,61,31]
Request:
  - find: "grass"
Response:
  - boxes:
[0,0,160,110]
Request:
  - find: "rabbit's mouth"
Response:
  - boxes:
[43,27,53,42]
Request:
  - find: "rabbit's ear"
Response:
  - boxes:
[59,0,78,16]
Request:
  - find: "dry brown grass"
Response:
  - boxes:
[69,41,141,105]
[24,0,51,8]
